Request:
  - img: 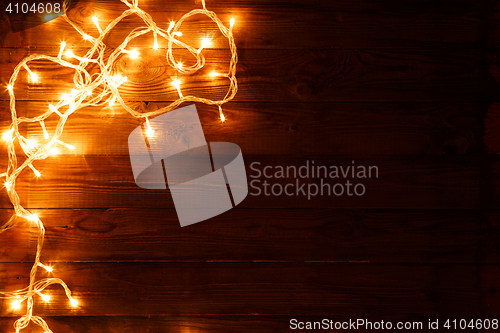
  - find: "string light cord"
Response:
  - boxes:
[0,0,237,331]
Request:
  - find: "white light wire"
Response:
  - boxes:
[0,0,237,331]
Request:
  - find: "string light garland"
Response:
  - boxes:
[0,0,238,331]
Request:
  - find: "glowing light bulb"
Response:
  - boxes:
[41,121,49,139]
[4,182,10,190]
[210,71,220,77]
[168,21,175,33]
[24,65,38,83]
[92,16,102,33]
[51,148,59,155]
[26,139,37,148]
[65,51,74,58]
[201,38,211,48]
[12,299,22,310]
[45,265,53,272]
[220,113,226,122]
[172,79,182,97]
[41,294,50,302]
[153,40,159,50]
[3,129,13,141]
[27,214,39,222]
[177,62,183,70]
[7,84,13,91]
[114,76,128,86]
[230,18,235,28]
[122,49,140,58]
[58,140,75,150]
[173,32,182,37]
[83,35,91,40]
[29,164,41,177]
[112,75,127,86]
[70,298,78,307]
[58,41,66,58]
[145,119,154,138]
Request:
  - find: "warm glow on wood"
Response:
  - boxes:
[0,0,238,332]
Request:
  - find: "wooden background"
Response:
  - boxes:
[1,0,500,331]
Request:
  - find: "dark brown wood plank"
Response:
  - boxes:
[485,102,500,153]
[21,155,497,209]
[0,101,481,156]
[0,48,492,103]
[1,0,499,330]
[1,262,498,317]
[2,0,498,49]
[0,316,313,333]
[0,208,498,264]
[2,314,498,333]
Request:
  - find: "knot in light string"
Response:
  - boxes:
[0,0,238,331]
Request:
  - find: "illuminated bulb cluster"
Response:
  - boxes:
[0,0,237,332]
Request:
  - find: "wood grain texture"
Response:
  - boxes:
[21,155,497,209]
[0,101,482,156]
[1,263,499,317]
[1,208,499,264]
[0,48,495,103]
[1,0,499,330]
[3,314,500,333]
[2,0,499,49]
[0,316,336,333]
